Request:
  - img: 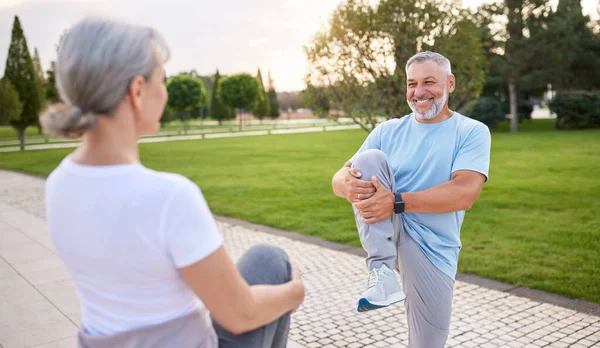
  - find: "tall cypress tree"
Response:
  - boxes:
[32,48,45,83]
[267,71,280,118]
[45,61,60,103]
[253,68,270,120]
[4,16,41,150]
[0,78,23,126]
[32,47,46,133]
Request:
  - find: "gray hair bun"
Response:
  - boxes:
[40,103,97,139]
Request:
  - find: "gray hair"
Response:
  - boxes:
[405,51,452,76]
[40,17,170,139]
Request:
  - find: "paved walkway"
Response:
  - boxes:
[0,170,599,348]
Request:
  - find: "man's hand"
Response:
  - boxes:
[353,176,395,224]
[337,165,377,204]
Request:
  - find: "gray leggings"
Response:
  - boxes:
[352,149,455,348]
[212,244,291,348]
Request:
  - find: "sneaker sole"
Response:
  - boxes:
[357,292,406,312]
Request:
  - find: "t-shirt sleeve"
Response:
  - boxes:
[349,124,383,163]
[452,123,491,182]
[161,180,223,268]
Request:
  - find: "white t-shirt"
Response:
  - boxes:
[44,157,223,336]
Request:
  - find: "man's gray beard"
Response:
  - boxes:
[409,89,448,120]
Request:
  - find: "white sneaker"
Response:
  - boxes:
[357,264,406,312]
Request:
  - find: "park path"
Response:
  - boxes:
[0,170,599,347]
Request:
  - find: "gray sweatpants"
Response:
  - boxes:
[352,149,455,348]
[213,244,291,348]
[78,244,291,348]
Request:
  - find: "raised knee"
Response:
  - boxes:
[242,244,291,284]
[353,149,388,170]
[246,244,289,263]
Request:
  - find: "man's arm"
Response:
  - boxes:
[332,161,377,203]
[403,170,486,213]
[354,170,486,224]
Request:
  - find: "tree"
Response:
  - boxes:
[182,70,212,119]
[45,61,60,103]
[472,2,536,124]
[166,74,207,134]
[32,48,45,84]
[253,68,270,121]
[160,105,174,126]
[277,92,302,114]
[541,0,600,91]
[4,16,42,150]
[210,70,235,125]
[305,0,486,132]
[459,96,505,128]
[219,73,261,131]
[478,0,553,133]
[32,47,46,134]
[0,78,23,126]
[267,71,280,118]
[424,19,487,112]
[300,85,331,117]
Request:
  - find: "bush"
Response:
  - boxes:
[459,96,505,128]
[499,97,533,122]
[516,97,533,122]
[549,91,600,130]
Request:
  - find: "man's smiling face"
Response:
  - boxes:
[406,60,454,120]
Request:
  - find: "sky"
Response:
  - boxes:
[0,0,598,92]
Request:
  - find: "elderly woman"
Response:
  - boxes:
[40,17,304,348]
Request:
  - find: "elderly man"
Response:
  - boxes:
[331,51,491,347]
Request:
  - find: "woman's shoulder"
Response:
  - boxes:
[150,170,195,188]
[138,168,201,200]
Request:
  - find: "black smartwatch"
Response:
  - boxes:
[394,193,405,214]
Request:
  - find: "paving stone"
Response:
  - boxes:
[318,338,334,346]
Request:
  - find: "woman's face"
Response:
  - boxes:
[136,64,168,137]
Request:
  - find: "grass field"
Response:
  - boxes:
[0,119,341,146]
[0,126,42,139]
[1,119,598,303]
[0,122,224,142]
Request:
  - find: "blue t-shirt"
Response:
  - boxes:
[350,112,491,279]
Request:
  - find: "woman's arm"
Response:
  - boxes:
[178,246,305,335]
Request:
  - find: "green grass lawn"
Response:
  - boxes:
[0,120,337,144]
[0,126,44,140]
[1,119,598,303]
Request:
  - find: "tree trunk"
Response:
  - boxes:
[184,112,189,135]
[509,80,518,134]
[238,110,242,132]
[18,128,25,151]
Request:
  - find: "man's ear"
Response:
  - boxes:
[128,75,145,112]
[447,74,456,94]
